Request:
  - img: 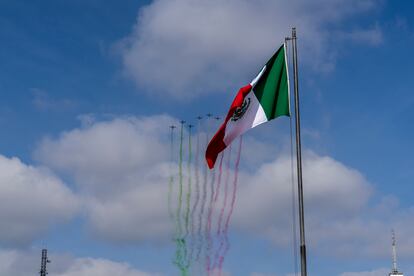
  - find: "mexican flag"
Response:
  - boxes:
[205,44,290,169]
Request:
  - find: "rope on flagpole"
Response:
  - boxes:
[289,116,299,276]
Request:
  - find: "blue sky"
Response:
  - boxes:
[0,0,414,275]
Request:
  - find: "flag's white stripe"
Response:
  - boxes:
[250,65,266,87]
[251,91,268,128]
[283,42,291,116]
[223,91,268,146]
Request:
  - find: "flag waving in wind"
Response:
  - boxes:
[205,44,291,169]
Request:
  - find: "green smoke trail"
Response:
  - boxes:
[189,117,201,271]
[174,121,189,275]
[173,237,188,276]
[177,121,184,239]
[184,125,193,234]
[168,125,176,221]
[196,115,211,262]
[183,124,193,268]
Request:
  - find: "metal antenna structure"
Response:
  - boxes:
[39,249,51,276]
[389,230,403,276]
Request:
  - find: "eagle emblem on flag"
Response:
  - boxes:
[231,97,250,121]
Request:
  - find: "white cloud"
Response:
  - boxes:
[35,115,177,243]
[117,0,383,98]
[232,148,414,258]
[0,155,78,246]
[233,151,372,248]
[0,249,39,275]
[340,268,389,276]
[56,258,159,276]
[85,166,173,243]
[34,115,173,197]
[0,249,160,276]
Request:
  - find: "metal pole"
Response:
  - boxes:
[391,229,398,273]
[292,27,307,276]
[39,249,50,276]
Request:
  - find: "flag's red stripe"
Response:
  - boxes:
[205,84,252,169]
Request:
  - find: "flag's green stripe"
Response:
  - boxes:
[253,45,290,120]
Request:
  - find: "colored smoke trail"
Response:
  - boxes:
[214,153,225,203]
[170,115,242,275]
[216,145,232,236]
[212,145,232,271]
[189,118,201,266]
[218,136,243,273]
[177,122,184,238]
[183,124,193,269]
[206,152,224,274]
[174,121,188,275]
[168,125,176,221]
[184,125,193,236]
[224,137,243,241]
[195,118,210,261]
[205,160,217,274]
[206,116,222,274]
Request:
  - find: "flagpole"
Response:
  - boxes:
[291,27,307,276]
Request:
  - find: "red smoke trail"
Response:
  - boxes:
[218,136,242,274]
[212,145,232,271]
[214,153,225,203]
[205,167,216,275]
[213,116,223,204]
[205,151,224,274]
[206,156,223,274]
[216,145,232,236]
